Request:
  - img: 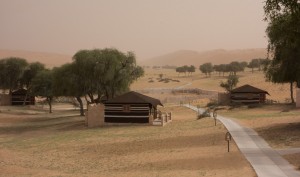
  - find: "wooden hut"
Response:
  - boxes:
[11,89,35,105]
[230,84,269,103]
[104,91,163,123]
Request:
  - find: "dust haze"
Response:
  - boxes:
[0,0,267,61]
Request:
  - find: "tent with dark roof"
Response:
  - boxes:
[104,91,163,123]
[230,84,269,103]
[11,88,35,105]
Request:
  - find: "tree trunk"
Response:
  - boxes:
[88,93,95,103]
[76,96,85,116]
[84,95,90,110]
[23,93,28,105]
[47,97,52,113]
[290,82,295,103]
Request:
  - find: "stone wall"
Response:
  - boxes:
[0,94,11,106]
[85,104,104,128]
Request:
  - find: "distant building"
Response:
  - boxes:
[230,84,269,103]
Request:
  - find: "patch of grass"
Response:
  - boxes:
[221,109,299,120]
[257,122,300,148]
[284,153,300,170]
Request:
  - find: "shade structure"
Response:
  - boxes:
[230,84,269,103]
[104,91,163,123]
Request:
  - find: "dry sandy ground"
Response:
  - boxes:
[0,106,256,177]
[131,68,295,103]
[133,68,300,171]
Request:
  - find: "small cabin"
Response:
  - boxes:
[11,89,35,105]
[104,91,163,123]
[230,84,269,104]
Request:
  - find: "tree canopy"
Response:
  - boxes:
[220,75,239,92]
[199,63,213,77]
[0,57,28,93]
[72,48,144,102]
[31,70,54,113]
[175,65,195,76]
[0,48,144,115]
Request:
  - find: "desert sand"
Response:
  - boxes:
[0,105,256,177]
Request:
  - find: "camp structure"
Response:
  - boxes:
[11,88,35,105]
[230,84,269,103]
[104,91,163,124]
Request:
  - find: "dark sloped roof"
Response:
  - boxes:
[12,88,28,95]
[105,91,163,107]
[231,84,269,95]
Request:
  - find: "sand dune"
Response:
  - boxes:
[0,49,72,68]
[141,48,268,66]
[0,48,268,68]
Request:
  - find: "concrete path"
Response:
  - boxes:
[184,104,300,177]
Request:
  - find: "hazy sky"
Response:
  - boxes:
[0,0,268,60]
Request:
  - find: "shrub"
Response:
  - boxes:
[206,99,218,109]
[197,109,211,119]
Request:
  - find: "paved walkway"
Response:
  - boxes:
[184,104,300,177]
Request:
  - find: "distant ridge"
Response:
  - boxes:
[0,49,72,68]
[141,48,268,66]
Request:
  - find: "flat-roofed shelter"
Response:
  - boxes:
[230,84,269,103]
[104,91,163,123]
[11,89,35,105]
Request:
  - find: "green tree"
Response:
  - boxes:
[213,64,222,76]
[175,66,185,76]
[0,57,28,93]
[264,1,300,103]
[187,65,196,76]
[240,61,248,70]
[248,59,267,73]
[72,48,144,101]
[20,62,46,105]
[175,66,189,76]
[31,70,54,113]
[248,59,260,73]
[220,75,239,92]
[264,0,300,20]
[52,63,85,116]
[227,61,244,75]
[199,63,213,77]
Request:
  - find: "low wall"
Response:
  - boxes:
[297,88,300,108]
[218,92,230,105]
[85,104,104,128]
[0,94,11,106]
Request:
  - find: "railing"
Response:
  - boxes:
[153,111,172,126]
